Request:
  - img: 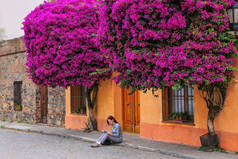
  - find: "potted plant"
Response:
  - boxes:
[178,113,183,120]
[15,105,22,111]
[175,112,182,120]
[76,105,86,114]
[182,112,189,121]
[169,112,177,120]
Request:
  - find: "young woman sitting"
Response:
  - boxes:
[91,115,122,147]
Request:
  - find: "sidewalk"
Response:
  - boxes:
[0,121,237,159]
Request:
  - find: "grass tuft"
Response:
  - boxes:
[17,120,23,123]
[0,125,7,129]
[24,121,33,125]
[199,146,227,153]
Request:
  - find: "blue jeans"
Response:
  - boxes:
[96,133,122,145]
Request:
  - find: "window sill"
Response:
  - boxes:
[70,113,87,116]
[162,120,195,126]
[14,109,22,111]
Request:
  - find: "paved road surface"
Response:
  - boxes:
[0,129,180,159]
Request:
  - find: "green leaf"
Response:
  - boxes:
[172,83,180,90]
[204,80,209,85]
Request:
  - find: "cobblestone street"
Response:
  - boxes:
[0,129,180,159]
[1,1,238,158]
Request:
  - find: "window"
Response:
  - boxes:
[14,81,22,111]
[162,85,194,123]
[71,86,87,114]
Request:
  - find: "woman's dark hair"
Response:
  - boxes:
[107,115,118,125]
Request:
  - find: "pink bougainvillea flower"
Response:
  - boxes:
[23,0,111,88]
[97,0,237,91]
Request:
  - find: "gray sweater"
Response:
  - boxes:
[111,123,122,138]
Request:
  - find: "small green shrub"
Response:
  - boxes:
[0,126,7,129]
[17,120,23,123]
[15,105,23,111]
[24,121,33,125]
[199,146,227,153]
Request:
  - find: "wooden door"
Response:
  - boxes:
[40,86,48,123]
[123,89,140,133]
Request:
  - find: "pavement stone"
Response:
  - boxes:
[0,129,180,159]
[0,121,238,159]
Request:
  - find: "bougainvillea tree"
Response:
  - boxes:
[98,0,237,145]
[23,0,111,130]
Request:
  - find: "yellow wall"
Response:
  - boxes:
[65,79,122,132]
[140,90,162,124]
[65,59,238,152]
[96,80,122,131]
[65,87,88,129]
[112,81,123,128]
[97,80,114,119]
[140,59,238,151]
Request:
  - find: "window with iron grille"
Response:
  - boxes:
[14,81,23,111]
[71,86,87,115]
[162,85,194,123]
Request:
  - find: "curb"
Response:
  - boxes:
[121,143,198,159]
[0,125,198,159]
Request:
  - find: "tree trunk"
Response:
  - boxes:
[207,109,215,136]
[199,84,227,147]
[86,84,98,130]
[88,107,97,130]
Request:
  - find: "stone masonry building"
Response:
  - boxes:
[0,37,65,126]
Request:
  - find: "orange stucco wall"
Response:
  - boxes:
[65,59,238,152]
[140,59,238,152]
[65,79,123,133]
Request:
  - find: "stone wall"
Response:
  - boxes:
[0,37,37,122]
[48,87,65,126]
[0,37,65,126]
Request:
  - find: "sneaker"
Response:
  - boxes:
[90,143,101,148]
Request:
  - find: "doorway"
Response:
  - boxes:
[40,86,48,123]
[122,89,140,133]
